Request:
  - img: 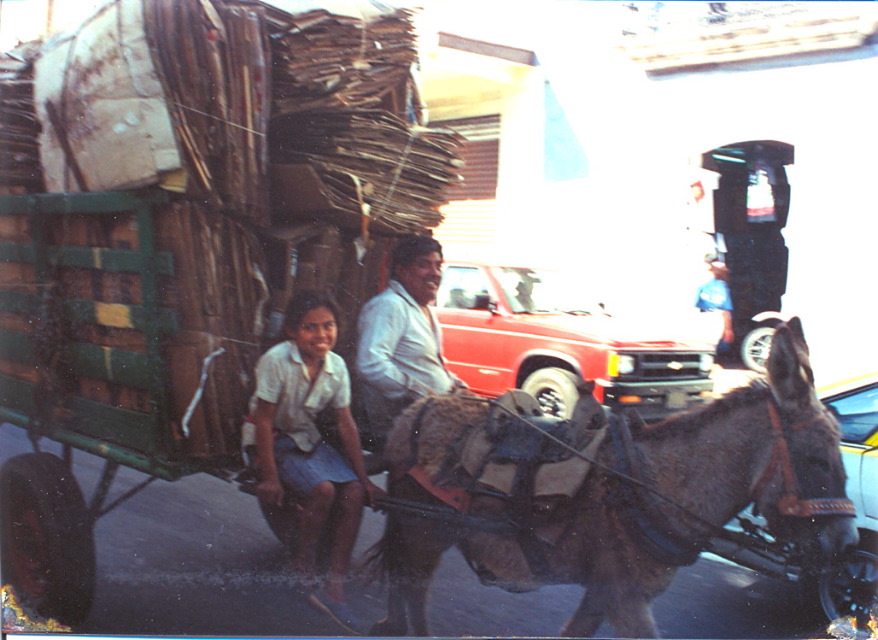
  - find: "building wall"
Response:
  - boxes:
[531,48,878,383]
[424,5,877,383]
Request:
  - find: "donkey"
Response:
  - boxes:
[368,318,858,637]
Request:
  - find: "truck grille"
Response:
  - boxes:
[622,352,708,381]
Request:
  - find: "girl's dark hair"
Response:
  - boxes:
[284,289,341,332]
[391,234,443,275]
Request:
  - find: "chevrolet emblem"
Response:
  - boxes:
[667,361,683,370]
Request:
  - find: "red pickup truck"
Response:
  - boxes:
[435,262,716,420]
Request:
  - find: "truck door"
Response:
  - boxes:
[435,264,514,395]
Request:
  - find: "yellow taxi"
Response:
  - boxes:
[817,373,878,621]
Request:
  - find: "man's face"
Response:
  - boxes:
[396,251,443,305]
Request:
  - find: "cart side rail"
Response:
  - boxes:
[0,190,231,479]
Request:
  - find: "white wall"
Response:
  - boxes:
[537,50,878,384]
[425,1,876,384]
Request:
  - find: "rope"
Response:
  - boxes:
[171,102,267,137]
[372,129,418,222]
[181,346,226,437]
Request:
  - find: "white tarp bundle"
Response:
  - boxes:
[35,0,182,194]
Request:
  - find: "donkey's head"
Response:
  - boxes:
[570,379,608,433]
[753,318,858,559]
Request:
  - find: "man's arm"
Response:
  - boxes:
[721,309,734,343]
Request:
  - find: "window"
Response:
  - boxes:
[825,383,878,444]
[436,266,490,310]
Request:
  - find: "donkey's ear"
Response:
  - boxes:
[767,322,815,411]
[577,378,596,395]
[786,316,809,354]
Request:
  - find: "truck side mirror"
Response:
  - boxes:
[472,294,496,313]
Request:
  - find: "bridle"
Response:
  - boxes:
[751,398,856,518]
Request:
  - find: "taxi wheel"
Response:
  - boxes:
[522,367,579,419]
[818,548,878,622]
[0,452,95,627]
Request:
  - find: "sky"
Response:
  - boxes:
[0,0,103,51]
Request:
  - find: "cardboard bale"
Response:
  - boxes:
[75,325,147,353]
[58,267,144,306]
[35,0,182,194]
[0,310,31,332]
[113,383,152,413]
[78,377,112,405]
[163,330,252,458]
[0,262,35,291]
[0,359,39,383]
[0,213,30,242]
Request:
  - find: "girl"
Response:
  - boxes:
[252,289,380,635]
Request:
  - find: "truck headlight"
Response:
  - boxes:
[699,353,715,373]
[608,353,636,377]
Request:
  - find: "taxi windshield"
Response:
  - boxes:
[824,383,878,444]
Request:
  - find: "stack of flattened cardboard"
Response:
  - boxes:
[264,3,418,117]
[270,110,462,233]
[8,0,462,461]
[0,47,44,193]
[143,0,271,225]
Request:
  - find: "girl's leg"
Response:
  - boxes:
[293,480,336,588]
[324,481,365,602]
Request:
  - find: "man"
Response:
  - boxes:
[356,235,465,455]
[695,254,734,363]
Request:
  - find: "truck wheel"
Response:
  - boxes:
[741,326,775,374]
[522,367,580,418]
[259,500,299,550]
[0,452,96,627]
[818,549,878,622]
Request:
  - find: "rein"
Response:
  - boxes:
[396,389,853,570]
[448,395,730,544]
[752,399,856,518]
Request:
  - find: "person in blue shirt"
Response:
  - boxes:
[695,255,734,360]
[356,235,466,456]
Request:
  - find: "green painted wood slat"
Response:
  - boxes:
[0,241,175,275]
[0,290,178,333]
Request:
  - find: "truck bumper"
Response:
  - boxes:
[600,378,715,421]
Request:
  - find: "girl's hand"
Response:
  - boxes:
[257,478,285,507]
[363,480,386,509]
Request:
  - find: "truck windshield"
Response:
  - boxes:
[495,267,604,315]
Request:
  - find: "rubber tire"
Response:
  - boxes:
[741,326,775,374]
[818,549,878,622]
[0,452,96,627]
[521,367,580,418]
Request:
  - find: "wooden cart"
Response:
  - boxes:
[0,188,359,626]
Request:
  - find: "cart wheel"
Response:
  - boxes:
[0,452,96,627]
[259,500,299,550]
[818,549,878,622]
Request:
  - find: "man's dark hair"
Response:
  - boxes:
[391,235,443,275]
[284,289,342,332]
